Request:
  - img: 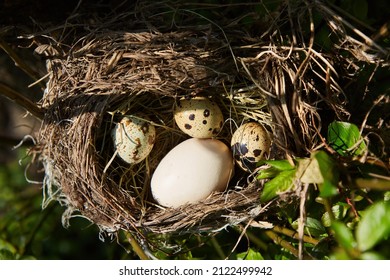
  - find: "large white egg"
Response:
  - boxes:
[174,96,224,138]
[111,116,156,164]
[151,138,234,208]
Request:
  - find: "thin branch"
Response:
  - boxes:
[272,225,319,246]
[245,230,268,250]
[0,81,43,120]
[264,230,299,258]
[298,182,310,260]
[124,231,150,260]
[0,40,44,87]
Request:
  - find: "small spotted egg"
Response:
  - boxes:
[111,116,156,164]
[231,122,271,172]
[174,96,224,138]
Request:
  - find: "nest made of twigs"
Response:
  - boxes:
[27,1,388,238]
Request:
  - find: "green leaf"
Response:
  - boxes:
[256,166,281,180]
[327,121,367,157]
[0,249,16,260]
[385,191,390,202]
[258,159,295,171]
[304,217,327,237]
[299,158,322,184]
[260,169,296,202]
[257,160,295,180]
[320,181,339,197]
[331,220,356,251]
[236,248,264,260]
[0,239,17,255]
[322,203,350,227]
[291,217,327,237]
[356,201,390,251]
[299,151,339,197]
[314,151,339,183]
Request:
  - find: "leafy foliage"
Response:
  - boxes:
[328,121,367,157]
[356,201,390,252]
[0,149,126,260]
[258,150,340,203]
[254,119,390,259]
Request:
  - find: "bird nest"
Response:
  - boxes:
[27,1,388,239]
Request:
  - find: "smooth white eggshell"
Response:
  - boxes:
[231,122,271,172]
[112,116,156,164]
[174,97,224,138]
[151,138,234,208]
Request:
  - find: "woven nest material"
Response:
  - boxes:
[28,1,388,238]
[38,29,272,234]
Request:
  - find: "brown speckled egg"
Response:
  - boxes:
[111,116,156,164]
[231,122,271,172]
[174,96,223,138]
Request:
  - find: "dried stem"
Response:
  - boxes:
[0,40,44,86]
[0,81,43,120]
[298,183,310,259]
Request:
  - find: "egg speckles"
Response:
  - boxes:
[112,116,156,164]
[231,122,271,172]
[174,96,223,138]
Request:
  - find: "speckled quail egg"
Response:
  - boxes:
[231,122,271,172]
[174,96,224,138]
[151,138,234,208]
[111,116,156,164]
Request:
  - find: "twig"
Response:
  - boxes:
[264,230,300,259]
[228,219,253,259]
[0,40,44,86]
[0,81,43,120]
[272,226,319,245]
[354,178,390,191]
[124,231,150,260]
[298,182,310,260]
[318,3,387,55]
[245,230,268,250]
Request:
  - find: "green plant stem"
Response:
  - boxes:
[272,226,319,245]
[264,230,299,258]
[355,178,390,191]
[124,232,150,260]
[0,81,43,120]
[210,236,226,259]
[245,230,268,250]
[323,198,335,222]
